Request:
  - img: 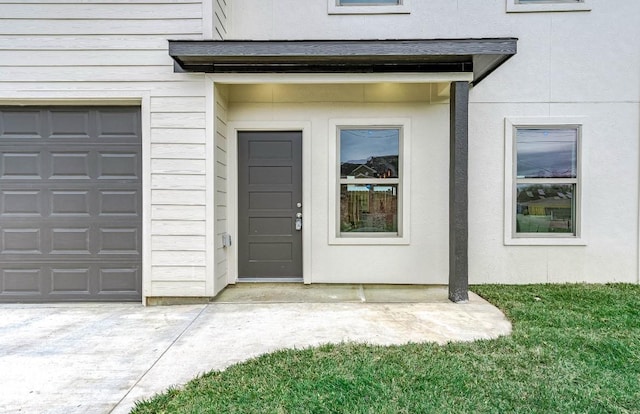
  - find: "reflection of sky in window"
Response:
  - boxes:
[340,129,399,163]
[517,128,577,178]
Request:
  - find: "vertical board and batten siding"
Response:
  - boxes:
[0,0,226,299]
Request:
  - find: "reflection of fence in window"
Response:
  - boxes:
[341,185,397,232]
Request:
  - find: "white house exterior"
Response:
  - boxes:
[0,0,638,304]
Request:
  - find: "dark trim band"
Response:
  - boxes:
[169,38,517,85]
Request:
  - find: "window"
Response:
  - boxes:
[515,127,578,236]
[329,0,410,14]
[504,118,585,245]
[340,128,400,235]
[506,0,590,12]
[329,119,410,245]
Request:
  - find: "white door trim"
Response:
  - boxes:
[227,121,313,284]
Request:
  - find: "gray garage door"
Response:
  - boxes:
[0,107,142,302]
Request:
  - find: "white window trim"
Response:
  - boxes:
[506,0,591,13]
[329,118,411,245]
[504,117,587,246]
[328,0,410,15]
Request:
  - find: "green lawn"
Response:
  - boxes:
[132,284,640,414]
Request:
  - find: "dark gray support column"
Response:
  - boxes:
[449,81,469,303]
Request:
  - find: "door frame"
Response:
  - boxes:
[227,121,312,284]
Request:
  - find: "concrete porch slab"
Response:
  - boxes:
[212,283,452,303]
[0,285,512,414]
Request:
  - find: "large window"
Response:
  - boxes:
[513,126,581,239]
[339,128,400,235]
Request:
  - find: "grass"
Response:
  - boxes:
[131,284,640,413]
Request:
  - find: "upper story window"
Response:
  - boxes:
[329,0,410,14]
[506,0,591,12]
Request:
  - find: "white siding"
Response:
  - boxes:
[149,95,208,297]
[0,0,212,299]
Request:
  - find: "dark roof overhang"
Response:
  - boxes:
[169,38,517,85]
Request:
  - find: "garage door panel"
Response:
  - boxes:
[1,228,42,254]
[99,190,139,216]
[50,152,91,179]
[0,152,42,179]
[50,228,91,255]
[98,228,140,255]
[49,190,91,216]
[51,267,90,294]
[0,106,142,302]
[99,267,140,293]
[1,264,141,300]
[1,190,42,215]
[1,150,140,181]
[98,110,139,139]
[48,110,92,140]
[98,152,140,179]
[0,110,43,139]
[1,267,42,295]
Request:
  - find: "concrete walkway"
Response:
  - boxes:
[0,285,512,414]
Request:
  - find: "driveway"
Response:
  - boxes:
[0,285,511,414]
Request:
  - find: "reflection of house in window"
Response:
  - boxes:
[516,184,573,233]
[346,164,377,178]
[340,155,399,179]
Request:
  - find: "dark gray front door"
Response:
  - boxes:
[0,106,142,302]
[238,131,302,279]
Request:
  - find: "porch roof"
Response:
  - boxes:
[168,38,517,85]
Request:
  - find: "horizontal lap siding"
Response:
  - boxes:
[0,0,210,298]
[150,96,208,296]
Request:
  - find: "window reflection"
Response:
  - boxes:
[516,184,575,233]
[516,128,577,178]
[339,128,400,235]
[340,184,398,232]
[340,129,399,179]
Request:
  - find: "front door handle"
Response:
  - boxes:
[295,214,302,231]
